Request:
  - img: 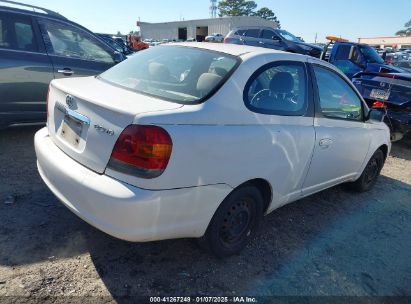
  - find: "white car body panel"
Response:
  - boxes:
[35,44,391,242]
[47,77,182,173]
[35,128,231,241]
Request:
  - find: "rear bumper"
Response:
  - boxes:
[35,127,231,242]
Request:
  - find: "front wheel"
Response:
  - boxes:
[349,149,385,192]
[198,186,264,258]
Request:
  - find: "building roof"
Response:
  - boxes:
[139,15,276,26]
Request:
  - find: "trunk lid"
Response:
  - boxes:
[47,76,182,173]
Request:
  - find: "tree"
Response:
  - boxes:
[254,7,276,21]
[396,19,411,36]
[253,7,280,27]
[218,1,281,28]
[218,0,257,17]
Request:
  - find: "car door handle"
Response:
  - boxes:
[57,68,74,76]
[319,138,333,149]
[258,41,264,44]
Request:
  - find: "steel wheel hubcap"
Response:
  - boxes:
[219,199,252,245]
[364,157,379,185]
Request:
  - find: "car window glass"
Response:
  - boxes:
[100,46,239,104]
[235,29,246,36]
[335,45,351,60]
[0,17,7,48]
[40,19,114,63]
[245,62,307,115]
[245,29,260,38]
[0,14,37,51]
[15,21,35,51]
[313,65,363,121]
[261,30,276,40]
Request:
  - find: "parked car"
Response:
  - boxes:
[384,52,410,65]
[352,72,411,141]
[224,26,323,58]
[0,0,125,128]
[392,60,411,73]
[112,36,126,47]
[35,43,390,257]
[205,33,224,42]
[97,34,134,56]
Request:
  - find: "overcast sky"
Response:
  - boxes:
[15,0,411,42]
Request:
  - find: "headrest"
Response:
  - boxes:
[148,62,170,81]
[269,72,294,94]
[197,73,222,93]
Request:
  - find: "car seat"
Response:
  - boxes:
[197,73,222,98]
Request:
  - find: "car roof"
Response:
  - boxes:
[165,42,289,57]
[232,26,278,31]
[0,0,67,20]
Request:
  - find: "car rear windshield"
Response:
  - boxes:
[99,46,240,104]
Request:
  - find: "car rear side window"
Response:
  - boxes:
[0,13,37,51]
[234,29,246,36]
[0,17,6,48]
[244,61,308,116]
[261,30,276,40]
[39,19,114,63]
[313,65,363,121]
[245,29,260,38]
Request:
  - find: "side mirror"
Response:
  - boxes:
[113,52,124,63]
[367,108,386,122]
[272,36,281,41]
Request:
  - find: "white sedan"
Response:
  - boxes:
[35,43,390,257]
[205,33,224,42]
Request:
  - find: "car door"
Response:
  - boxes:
[243,59,316,208]
[36,17,117,79]
[259,29,284,51]
[302,63,372,196]
[0,12,54,126]
[242,28,261,47]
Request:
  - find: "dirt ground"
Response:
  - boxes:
[0,126,410,301]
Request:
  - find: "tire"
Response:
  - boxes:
[198,186,264,258]
[349,149,385,192]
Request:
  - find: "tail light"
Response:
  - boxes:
[223,37,230,43]
[372,101,385,108]
[108,125,173,179]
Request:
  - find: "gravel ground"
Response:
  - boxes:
[0,126,410,301]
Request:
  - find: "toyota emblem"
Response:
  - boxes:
[66,95,76,109]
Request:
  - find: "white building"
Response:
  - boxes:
[140,16,278,41]
[358,36,411,49]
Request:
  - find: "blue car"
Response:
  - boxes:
[352,72,411,141]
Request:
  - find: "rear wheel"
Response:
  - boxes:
[349,149,384,192]
[199,186,263,258]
